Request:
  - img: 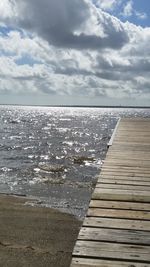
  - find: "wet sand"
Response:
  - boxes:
[0,194,81,267]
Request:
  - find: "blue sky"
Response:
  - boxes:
[94,0,150,27]
[0,0,150,106]
[117,0,150,27]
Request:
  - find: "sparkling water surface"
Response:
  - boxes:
[0,105,150,218]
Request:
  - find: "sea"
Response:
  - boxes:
[0,105,150,218]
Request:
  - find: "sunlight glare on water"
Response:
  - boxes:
[0,105,150,218]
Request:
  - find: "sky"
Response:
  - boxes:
[0,0,150,106]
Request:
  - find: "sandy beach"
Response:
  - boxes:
[0,194,81,267]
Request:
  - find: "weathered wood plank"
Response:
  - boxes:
[89,200,150,211]
[83,217,150,231]
[103,158,150,164]
[109,146,150,151]
[98,175,150,181]
[103,162,150,168]
[93,188,150,202]
[97,178,150,186]
[100,171,150,177]
[73,241,150,262]
[106,156,150,161]
[102,166,150,171]
[78,227,150,245]
[107,151,150,155]
[113,142,150,146]
[71,258,150,267]
[96,184,150,191]
[87,208,150,220]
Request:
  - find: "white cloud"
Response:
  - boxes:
[0,0,149,105]
[0,0,129,51]
[121,1,148,21]
[95,0,121,11]
[0,0,15,19]
[122,0,133,17]
[135,11,147,20]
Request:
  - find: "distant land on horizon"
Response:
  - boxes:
[0,104,150,109]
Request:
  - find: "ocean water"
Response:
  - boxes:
[0,105,150,218]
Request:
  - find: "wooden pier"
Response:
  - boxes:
[71,118,150,267]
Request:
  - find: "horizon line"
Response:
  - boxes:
[0,104,150,109]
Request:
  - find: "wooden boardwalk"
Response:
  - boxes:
[71,118,150,267]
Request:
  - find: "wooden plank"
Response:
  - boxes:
[109,147,150,151]
[83,217,150,231]
[87,208,150,220]
[114,138,150,142]
[106,158,150,162]
[113,142,150,146]
[100,171,150,177]
[120,118,150,121]
[71,258,150,267]
[78,227,150,245]
[116,126,150,129]
[100,173,150,178]
[100,169,150,174]
[106,156,150,161]
[115,136,150,139]
[101,171,150,176]
[89,200,150,211]
[95,184,150,191]
[107,150,150,154]
[73,241,150,262]
[106,160,150,163]
[116,125,150,128]
[98,175,150,181]
[109,146,150,152]
[102,165,150,171]
[101,166,150,171]
[115,132,150,135]
[103,162,150,168]
[114,140,150,143]
[106,159,150,162]
[93,188,150,202]
[97,178,150,186]
[101,170,150,175]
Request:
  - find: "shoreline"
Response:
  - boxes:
[0,194,81,267]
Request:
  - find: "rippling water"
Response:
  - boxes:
[0,105,150,218]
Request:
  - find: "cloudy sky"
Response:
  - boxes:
[0,0,150,106]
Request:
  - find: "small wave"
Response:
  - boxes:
[56,127,69,133]
[63,141,79,147]
[0,144,14,151]
[56,156,65,160]
[73,156,95,165]
[75,147,80,153]
[9,136,22,140]
[40,155,49,160]
[28,155,35,159]
[38,164,66,173]
[42,126,51,131]
[34,168,40,173]
[59,118,71,121]
[29,136,34,139]
[29,176,66,185]
[24,146,34,150]
[63,141,74,146]
[84,159,103,168]
[0,167,12,172]
[6,120,21,124]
